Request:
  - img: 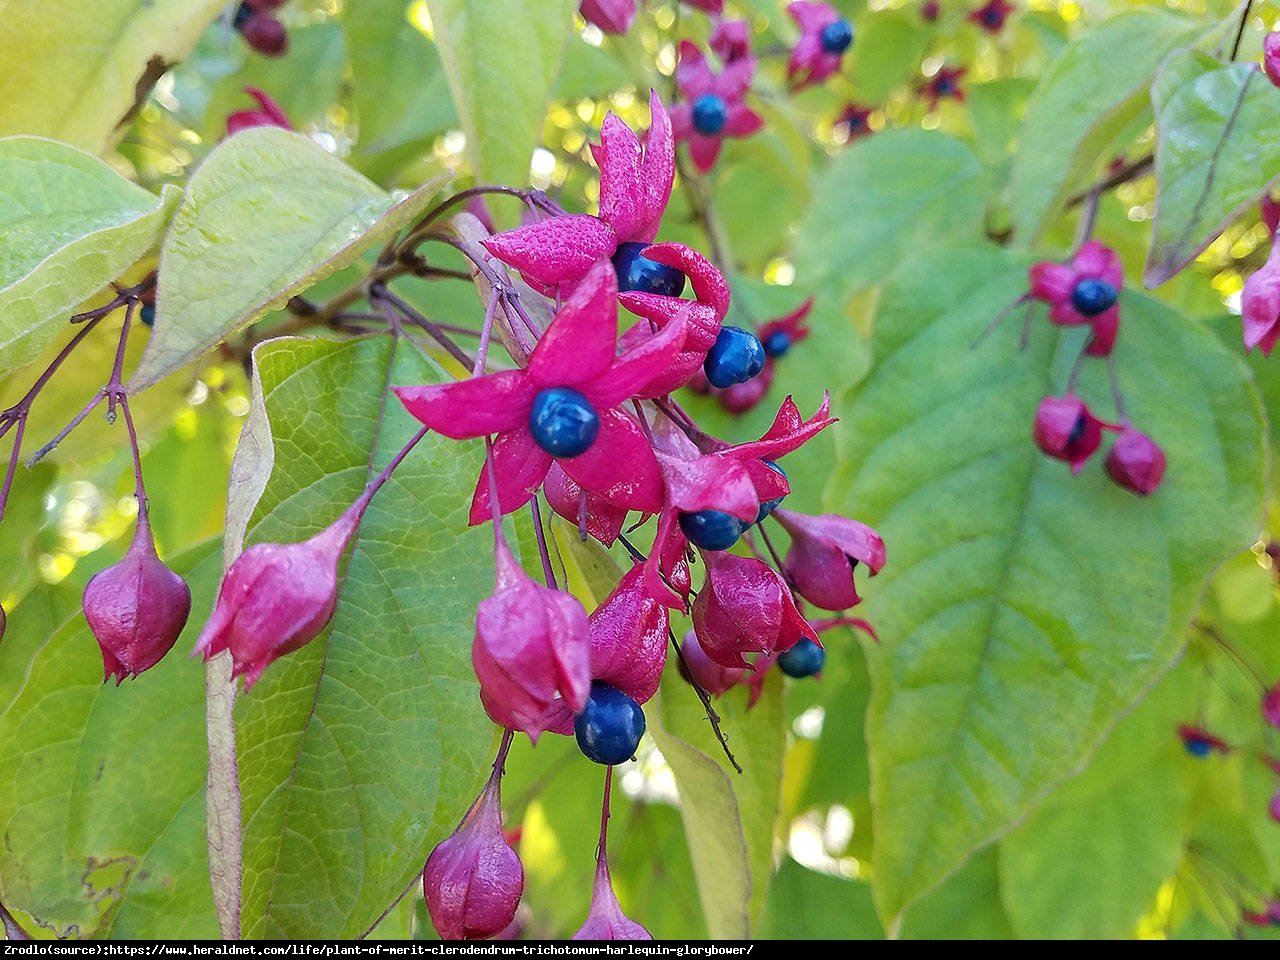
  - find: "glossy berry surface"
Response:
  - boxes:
[820,19,854,54]
[704,326,766,388]
[612,242,686,298]
[574,683,646,765]
[755,460,787,523]
[1184,737,1212,758]
[241,13,288,56]
[778,638,825,678]
[529,387,599,458]
[1070,278,1117,316]
[762,330,791,358]
[139,303,156,328]
[233,1,254,30]
[680,510,748,551]
[691,94,728,136]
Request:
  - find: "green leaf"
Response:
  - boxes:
[758,859,884,939]
[0,0,225,153]
[423,0,577,204]
[898,848,1014,939]
[793,129,987,302]
[845,11,931,105]
[647,670,786,938]
[1007,9,1202,245]
[344,1,458,182]
[825,245,1265,926]
[1145,51,1280,286]
[0,137,177,377]
[0,544,223,938]
[228,336,495,938]
[130,129,444,390]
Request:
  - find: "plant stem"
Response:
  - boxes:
[370,283,475,370]
[668,629,743,774]
[528,496,559,590]
[1229,0,1255,61]
[595,765,614,862]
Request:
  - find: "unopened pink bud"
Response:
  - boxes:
[423,775,524,941]
[572,858,651,940]
[1032,394,1111,474]
[84,516,192,683]
[1104,427,1166,496]
[691,551,813,668]
[194,505,360,689]
[1265,32,1280,88]
[472,541,591,740]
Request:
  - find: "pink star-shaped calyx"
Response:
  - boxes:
[393,261,688,524]
[670,41,763,173]
[787,2,854,91]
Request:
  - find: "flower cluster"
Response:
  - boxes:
[1024,242,1166,495]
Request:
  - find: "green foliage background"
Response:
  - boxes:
[2,0,1280,941]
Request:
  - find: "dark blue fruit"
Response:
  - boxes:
[762,330,791,358]
[1183,737,1212,758]
[575,683,646,765]
[819,19,854,54]
[704,326,766,388]
[755,460,787,523]
[680,510,748,551]
[777,638,825,678]
[692,94,728,136]
[612,242,685,298]
[529,387,599,458]
[139,303,156,328]
[233,1,254,30]
[1070,277,1118,317]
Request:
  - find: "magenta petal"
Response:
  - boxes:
[669,103,694,141]
[716,57,758,100]
[676,40,714,98]
[1073,240,1124,287]
[1027,262,1076,304]
[774,509,886,574]
[1242,243,1280,355]
[688,134,722,174]
[621,294,721,351]
[394,372,533,439]
[725,105,764,137]
[483,215,617,289]
[1047,300,1089,327]
[788,1,837,32]
[527,260,621,388]
[659,452,760,521]
[560,408,665,512]
[1085,308,1119,357]
[580,0,636,33]
[729,393,835,462]
[586,306,688,405]
[636,92,675,243]
[788,36,824,84]
[641,243,730,319]
[596,112,646,241]
[543,464,629,546]
[468,430,553,525]
[587,564,669,704]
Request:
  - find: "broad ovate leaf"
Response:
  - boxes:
[0,137,177,377]
[0,0,225,153]
[793,129,987,302]
[1145,51,1280,286]
[130,129,443,391]
[825,245,1264,927]
[0,546,223,939]
[423,0,577,212]
[222,337,495,937]
[1007,9,1203,245]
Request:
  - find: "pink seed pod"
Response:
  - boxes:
[572,856,652,940]
[84,515,191,683]
[423,774,524,941]
[1104,427,1166,496]
[1032,394,1112,474]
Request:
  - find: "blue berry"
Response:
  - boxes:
[762,330,792,358]
[777,638,825,678]
[612,242,686,298]
[1183,738,1212,758]
[755,460,787,524]
[1070,278,1118,317]
[233,1,254,30]
[575,683,646,765]
[680,510,748,551]
[692,94,728,136]
[819,19,854,55]
[139,303,156,328]
[704,326,766,388]
[529,387,599,458]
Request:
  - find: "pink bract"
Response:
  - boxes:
[225,86,292,136]
[1032,394,1116,475]
[393,261,688,524]
[773,509,886,611]
[573,857,653,940]
[786,2,851,90]
[669,41,763,173]
[710,19,752,62]
[1104,427,1166,496]
[1242,239,1280,356]
[692,550,815,668]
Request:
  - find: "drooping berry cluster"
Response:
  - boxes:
[1024,241,1166,496]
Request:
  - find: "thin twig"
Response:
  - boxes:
[669,629,743,774]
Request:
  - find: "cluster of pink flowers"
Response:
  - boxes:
[1025,241,1166,496]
